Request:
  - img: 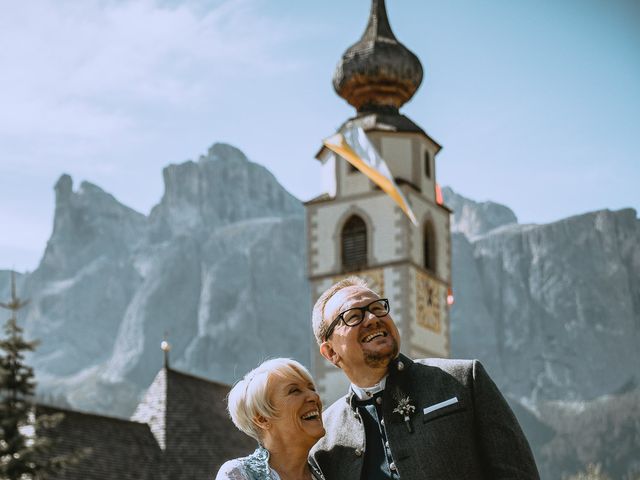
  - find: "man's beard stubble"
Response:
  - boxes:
[363,338,399,368]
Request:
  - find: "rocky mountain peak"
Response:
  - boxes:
[204,142,249,164]
[151,143,302,236]
[442,186,518,238]
[54,174,73,204]
[39,175,146,277]
[77,180,109,197]
[15,142,310,417]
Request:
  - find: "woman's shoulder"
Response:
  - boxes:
[215,447,273,480]
[215,458,250,480]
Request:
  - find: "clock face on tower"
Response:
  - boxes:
[416,269,442,333]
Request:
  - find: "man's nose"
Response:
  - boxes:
[362,310,381,327]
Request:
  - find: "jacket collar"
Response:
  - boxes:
[345,354,413,411]
[350,375,387,401]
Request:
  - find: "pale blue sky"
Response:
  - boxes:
[1,0,638,271]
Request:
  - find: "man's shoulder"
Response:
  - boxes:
[412,357,475,372]
[404,357,482,386]
[321,393,351,422]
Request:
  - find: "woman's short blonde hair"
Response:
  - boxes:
[227,358,315,442]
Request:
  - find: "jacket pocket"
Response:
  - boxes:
[422,396,465,423]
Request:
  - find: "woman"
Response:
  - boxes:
[216,358,326,480]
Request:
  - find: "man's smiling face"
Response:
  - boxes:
[320,286,400,382]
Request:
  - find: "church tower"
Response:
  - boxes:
[306,0,452,402]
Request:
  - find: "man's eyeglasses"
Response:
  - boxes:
[323,298,390,341]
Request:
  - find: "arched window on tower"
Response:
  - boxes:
[424,222,436,273]
[342,215,368,271]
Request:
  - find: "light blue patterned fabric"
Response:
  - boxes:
[243,446,272,479]
[215,446,324,480]
[215,446,274,480]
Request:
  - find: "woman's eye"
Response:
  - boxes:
[289,388,300,394]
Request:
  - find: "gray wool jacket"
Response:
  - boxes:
[310,355,539,480]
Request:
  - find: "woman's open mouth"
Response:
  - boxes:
[301,410,320,421]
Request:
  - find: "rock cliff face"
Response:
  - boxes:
[443,187,640,478]
[23,177,146,382]
[11,143,309,415]
[537,390,640,479]
[445,189,640,403]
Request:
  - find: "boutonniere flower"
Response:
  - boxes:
[393,395,416,433]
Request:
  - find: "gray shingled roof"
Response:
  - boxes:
[36,405,161,480]
[161,368,255,478]
[37,367,255,480]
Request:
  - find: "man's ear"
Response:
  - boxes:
[320,341,341,368]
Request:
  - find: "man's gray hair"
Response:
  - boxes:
[312,276,369,344]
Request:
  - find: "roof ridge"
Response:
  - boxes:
[36,403,149,426]
[165,366,232,388]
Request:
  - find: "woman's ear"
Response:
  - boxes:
[254,414,271,431]
[320,341,340,367]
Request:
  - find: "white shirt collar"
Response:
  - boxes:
[350,375,388,401]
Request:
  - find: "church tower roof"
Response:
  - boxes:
[333,0,423,115]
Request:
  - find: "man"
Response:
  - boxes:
[310,276,539,480]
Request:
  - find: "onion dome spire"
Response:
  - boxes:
[333,0,423,114]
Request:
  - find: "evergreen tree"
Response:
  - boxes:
[0,273,81,480]
[564,464,613,480]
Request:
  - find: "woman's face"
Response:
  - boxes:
[264,371,325,447]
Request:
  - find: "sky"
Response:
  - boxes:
[1,0,639,272]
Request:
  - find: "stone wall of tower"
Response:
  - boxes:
[330,133,440,202]
[308,192,404,277]
[371,132,440,202]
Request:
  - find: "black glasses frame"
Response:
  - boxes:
[323,298,390,341]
